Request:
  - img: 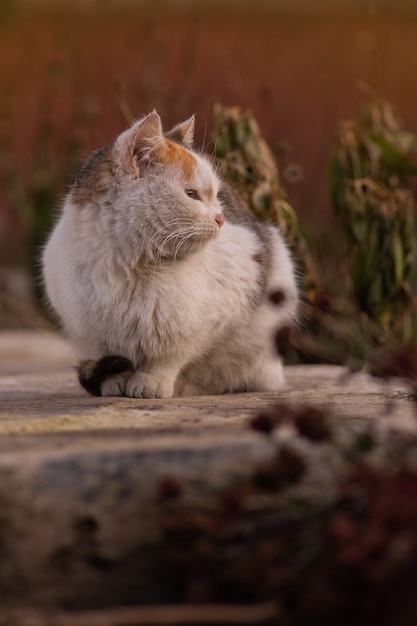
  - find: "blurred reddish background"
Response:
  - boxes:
[0,1,416,272]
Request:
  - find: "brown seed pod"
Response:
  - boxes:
[293,407,332,442]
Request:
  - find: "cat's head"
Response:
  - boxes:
[70,111,225,264]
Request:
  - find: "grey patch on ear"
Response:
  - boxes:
[165,115,195,148]
[77,356,134,396]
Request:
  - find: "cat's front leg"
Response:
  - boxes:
[77,357,177,398]
[125,370,176,399]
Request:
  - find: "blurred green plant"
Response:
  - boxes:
[212,103,317,302]
[329,90,417,343]
[212,96,417,369]
[2,144,64,303]
[0,101,87,305]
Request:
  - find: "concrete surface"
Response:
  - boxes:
[0,329,416,612]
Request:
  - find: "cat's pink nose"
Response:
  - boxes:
[215,213,225,228]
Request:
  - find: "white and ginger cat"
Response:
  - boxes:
[42,111,298,398]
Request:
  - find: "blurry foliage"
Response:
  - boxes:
[0,94,92,303]
[4,145,60,260]
[161,401,417,625]
[212,103,317,302]
[330,89,417,343]
[212,104,298,240]
[213,97,417,368]
[1,133,68,301]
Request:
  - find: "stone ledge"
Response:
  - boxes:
[0,330,416,611]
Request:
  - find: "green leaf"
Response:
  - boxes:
[392,229,404,287]
[395,130,417,153]
[368,132,415,174]
[365,222,379,277]
[351,218,368,243]
[328,153,345,213]
[369,272,382,309]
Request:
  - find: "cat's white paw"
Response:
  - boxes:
[176,377,212,396]
[247,357,286,392]
[125,372,174,399]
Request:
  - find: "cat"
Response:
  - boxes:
[42,111,299,398]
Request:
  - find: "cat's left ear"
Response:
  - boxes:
[114,110,164,176]
[165,115,195,148]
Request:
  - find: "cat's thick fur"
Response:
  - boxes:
[42,111,298,398]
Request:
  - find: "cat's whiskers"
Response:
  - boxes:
[150,221,196,267]
[155,224,195,251]
[173,231,197,263]
[156,230,192,261]
[148,219,193,253]
[150,218,194,244]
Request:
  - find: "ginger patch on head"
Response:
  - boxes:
[72,143,115,207]
[156,140,197,180]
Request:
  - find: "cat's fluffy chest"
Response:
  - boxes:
[88,221,262,364]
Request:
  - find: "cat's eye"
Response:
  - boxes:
[185,189,200,201]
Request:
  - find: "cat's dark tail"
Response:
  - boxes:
[77,356,134,396]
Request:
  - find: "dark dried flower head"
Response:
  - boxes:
[252,464,280,492]
[352,431,375,455]
[293,407,332,442]
[218,487,244,518]
[277,446,306,484]
[157,476,182,501]
[250,412,276,435]
[250,404,292,435]
[253,446,306,491]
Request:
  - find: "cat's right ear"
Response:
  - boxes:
[165,115,195,148]
[114,111,164,177]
